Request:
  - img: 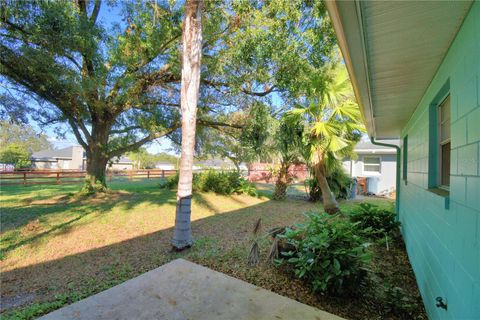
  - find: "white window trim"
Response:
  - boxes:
[363,155,382,174]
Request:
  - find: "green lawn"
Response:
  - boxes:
[0,180,422,320]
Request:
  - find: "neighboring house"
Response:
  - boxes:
[31,145,84,170]
[343,140,398,196]
[327,2,479,319]
[31,145,133,170]
[108,156,134,171]
[155,161,176,170]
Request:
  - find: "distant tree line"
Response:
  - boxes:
[0,121,52,168]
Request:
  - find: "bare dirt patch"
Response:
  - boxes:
[24,195,72,205]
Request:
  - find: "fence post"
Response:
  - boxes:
[23,172,26,185]
[147,170,150,179]
[162,170,165,178]
[56,172,60,184]
[109,170,113,182]
[129,170,132,181]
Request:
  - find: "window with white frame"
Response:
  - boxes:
[439,95,450,187]
[363,156,381,173]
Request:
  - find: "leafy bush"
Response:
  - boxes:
[160,170,257,196]
[276,212,370,295]
[0,143,31,168]
[349,203,400,238]
[305,167,353,202]
[159,172,181,190]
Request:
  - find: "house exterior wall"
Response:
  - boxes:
[70,146,84,170]
[110,163,133,170]
[156,163,176,170]
[32,160,59,169]
[399,3,479,319]
[342,154,396,195]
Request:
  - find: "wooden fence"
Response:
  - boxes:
[0,168,300,186]
[0,169,178,186]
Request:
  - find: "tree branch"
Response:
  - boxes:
[67,118,89,150]
[110,125,142,134]
[201,79,278,97]
[197,119,243,129]
[90,0,101,25]
[109,124,181,157]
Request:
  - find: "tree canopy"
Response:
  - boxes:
[0,120,52,153]
[0,143,31,168]
[127,148,178,169]
[0,0,336,192]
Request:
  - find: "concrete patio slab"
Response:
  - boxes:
[39,259,344,320]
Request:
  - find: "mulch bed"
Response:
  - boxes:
[191,232,427,320]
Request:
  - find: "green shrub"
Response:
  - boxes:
[305,167,353,202]
[159,172,181,190]
[349,203,400,238]
[276,212,371,296]
[160,170,257,196]
[236,178,258,196]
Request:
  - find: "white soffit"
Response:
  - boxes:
[327,0,473,139]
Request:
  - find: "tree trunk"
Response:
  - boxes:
[171,0,203,250]
[83,151,108,194]
[313,161,340,214]
[273,162,289,200]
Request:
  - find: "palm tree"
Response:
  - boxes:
[171,0,204,250]
[292,65,364,213]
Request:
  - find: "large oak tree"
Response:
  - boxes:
[0,0,335,193]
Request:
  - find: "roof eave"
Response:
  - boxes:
[326,0,376,138]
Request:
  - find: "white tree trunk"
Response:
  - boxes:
[172,0,203,250]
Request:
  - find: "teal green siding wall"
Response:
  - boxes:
[400,3,479,319]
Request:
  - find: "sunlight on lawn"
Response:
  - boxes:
[0,180,393,273]
[0,180,270,271]
[0,179,397,320]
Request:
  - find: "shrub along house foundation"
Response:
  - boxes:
[326,1,479,319]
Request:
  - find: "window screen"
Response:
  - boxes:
[403,136,408,181]
[364,156,381,173]
[439,95,450,187]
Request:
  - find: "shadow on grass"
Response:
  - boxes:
[0,197,314,316]
[0,181,180,260]
[0,180,175,232]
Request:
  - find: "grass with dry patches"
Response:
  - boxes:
[0,180,424,319]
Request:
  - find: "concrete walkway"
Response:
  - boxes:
[40,259,344,320]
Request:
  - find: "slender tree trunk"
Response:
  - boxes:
[171,0,203,250]
[313,160,340,214]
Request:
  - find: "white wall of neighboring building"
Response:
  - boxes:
[155,163,175,170]
[110,163,133,170]
[71,145,84,170]
[343,153,396,195]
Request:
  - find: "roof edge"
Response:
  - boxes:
[326,0,376,138]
